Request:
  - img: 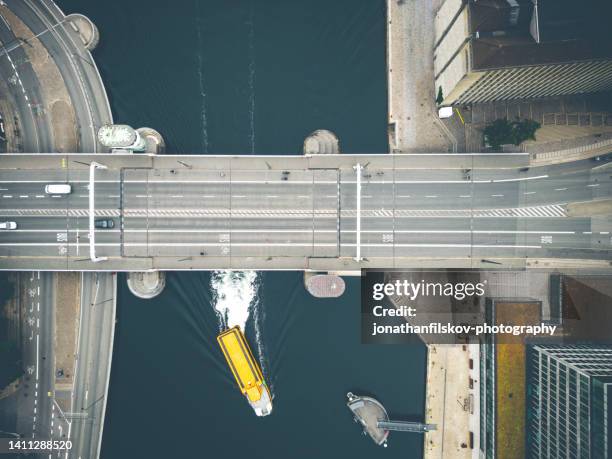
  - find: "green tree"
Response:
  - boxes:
[436,86,444,105]
[483,118,541,150]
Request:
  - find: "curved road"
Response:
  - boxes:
[1,0,113,152]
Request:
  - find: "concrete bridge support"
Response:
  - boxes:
[127,271,166,299]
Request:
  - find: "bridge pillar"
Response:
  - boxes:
[304,272,346,298]
[302,129,345,298]
[66,14,99,51]
[127,272,166,299]
[303,129,340,155]
[137,127,165,154]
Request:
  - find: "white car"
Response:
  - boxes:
[0,221,17,230]
[45,184,71,194]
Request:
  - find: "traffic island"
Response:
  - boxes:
[127,272,166,299]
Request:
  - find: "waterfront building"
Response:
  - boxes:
[433,0,612,105]
[480,299,541,459]
[527,344,612,459]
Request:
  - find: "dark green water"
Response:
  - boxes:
[58,1,426,457]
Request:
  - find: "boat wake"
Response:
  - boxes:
[211,270,257,330]
[247,5,256,154]
[195,0,209,153]
[210,271,271,387]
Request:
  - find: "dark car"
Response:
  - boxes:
[94,219,115,229]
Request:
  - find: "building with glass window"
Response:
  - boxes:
[527,344,612,459]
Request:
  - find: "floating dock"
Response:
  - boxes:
[347,392,390,446]
[217,326,272,416]
[347,392,436,446]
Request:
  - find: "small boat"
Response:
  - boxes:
[217,326,273,416]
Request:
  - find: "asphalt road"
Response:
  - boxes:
[66,272,115,459]
[0,154,610,269]
[14,272,59,450]
[3,0,113,152]
[0,10,52,152]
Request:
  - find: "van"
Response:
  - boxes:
[44,184,71,195]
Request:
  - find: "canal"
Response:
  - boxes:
[57,1,426,457]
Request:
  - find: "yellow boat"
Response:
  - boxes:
[217,326,273,416]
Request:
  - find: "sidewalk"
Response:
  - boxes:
[54,273,80,400]
[423,343,478,459]
[387,0,455,153]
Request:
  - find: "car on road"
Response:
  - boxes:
[94,219,115,229]
[0,221,17,230]
[45,183,72,194]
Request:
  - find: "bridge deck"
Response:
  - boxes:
[0,153,610,271]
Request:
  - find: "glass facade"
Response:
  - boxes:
[527,345,612,459]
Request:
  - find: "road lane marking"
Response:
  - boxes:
[0,242,544,248]
[459,195,471,198]
[587,183,600,187]
[491,194,504,197]
[171,195,184,198]
[524,191,536,195]
[425,195,438,198]
[2,195,12,198]
[0,228,576,234]
[555,188,567,191]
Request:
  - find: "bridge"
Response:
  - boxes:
[0,153,610,272]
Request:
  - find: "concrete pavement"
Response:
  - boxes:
[387,0,455,153]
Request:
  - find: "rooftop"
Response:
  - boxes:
[468,0,612,70]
